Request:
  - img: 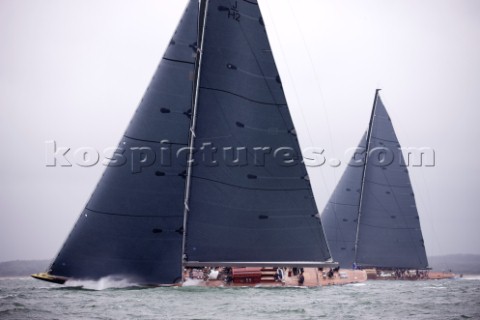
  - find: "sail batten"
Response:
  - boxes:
[83,208,183,219]
[190,177,312,191]
[199,86,288,106]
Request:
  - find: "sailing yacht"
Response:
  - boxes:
[32,0,366,287]
[321,90,454,280]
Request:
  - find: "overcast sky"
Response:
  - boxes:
[1,0,479,262]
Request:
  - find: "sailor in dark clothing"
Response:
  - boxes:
[298,272,305,286]
[327,268,334,278]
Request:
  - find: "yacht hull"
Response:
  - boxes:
[183,267,367,287]
[32,268,367,287]
[364,268,455,280]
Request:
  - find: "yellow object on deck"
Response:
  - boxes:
[31,272,67,284]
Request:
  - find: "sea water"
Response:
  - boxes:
[0,276,479,319]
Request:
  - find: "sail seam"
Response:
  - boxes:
[163,57,195,65]
[85,208,183,219]
[189,222,322,231]
[358,222,420,230]
[364,179,412,188]
[371,136,400,143]
[191,175,310,191]
[200,86,287,106]
[328,201,360,207]
[190,199,313,213]
[124,135,188,146]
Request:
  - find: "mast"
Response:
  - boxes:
[353,89,381,266]
[181,0,209,272]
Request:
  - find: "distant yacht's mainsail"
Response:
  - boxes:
[321,91,429,270]
[45,0,332,285]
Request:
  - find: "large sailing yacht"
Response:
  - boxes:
[321,90,453,280]
[32,0,366,287]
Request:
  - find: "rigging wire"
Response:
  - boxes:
[263,0,352,254]
[285,1,336,168]
[261,1,331,195]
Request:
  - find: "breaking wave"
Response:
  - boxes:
[64,276,139,290]
[458,275,480,281]
[182,278,206,287]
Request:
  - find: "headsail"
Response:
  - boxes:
[183,0,331,266]
[322,92,429,269]
[320,133,366,268]
[46,0,200,284]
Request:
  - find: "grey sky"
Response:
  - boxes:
[1,0,479,262]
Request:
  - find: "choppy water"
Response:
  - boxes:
[0,276,479,319]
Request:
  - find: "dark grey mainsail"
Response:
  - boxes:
[184,0,331,266]
[322,91,429,270]
[39,0,333,285]
[46,0,200,284]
